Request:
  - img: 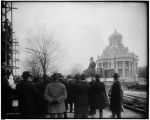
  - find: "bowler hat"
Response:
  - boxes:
[112,73,120,77]
[22,71,32,78]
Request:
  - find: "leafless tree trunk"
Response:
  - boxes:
[25,25,59,77]
[26,58,42,77]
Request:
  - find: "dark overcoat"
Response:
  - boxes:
[67,79,76,103]
[74,80,90,113]
[2,76,12,118]
[110,80,123,112]
[34,82,48,117]
[89,80,107,110]
[16,80,39,118]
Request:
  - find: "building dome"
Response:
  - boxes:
[108,30,123,47]
[109,30,122,41]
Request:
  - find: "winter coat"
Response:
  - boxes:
[110,80,124,112]
[74,80,90,113]
[89,80,107,110]
[67,79,77,103]
[16,80,39,118]
[34,82,48,117]
[44,80,67,113]
[1,76,12,118]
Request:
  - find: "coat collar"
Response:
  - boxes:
[113,79,120,84]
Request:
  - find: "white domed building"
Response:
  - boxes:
[96,30,138,81]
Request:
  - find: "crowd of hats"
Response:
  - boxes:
[22,71,120,80]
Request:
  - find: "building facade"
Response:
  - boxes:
[96,30,138,81]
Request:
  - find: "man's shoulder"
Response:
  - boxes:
[114,80,121,84]
[55,82,66,89]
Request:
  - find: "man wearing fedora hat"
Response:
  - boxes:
[74,74,90,118]
[88,74,109,118]
[17,71,39,118]
[109,73,124,118]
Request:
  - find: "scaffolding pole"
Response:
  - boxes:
[2,1,19,77]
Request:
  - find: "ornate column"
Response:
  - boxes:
[111,59,114,69]
[135,62,138,78]
[131,61,133,77]
[116,60,118,73]
[106,62,108,70]
[123,59,125,77]
[132,59,135,78]
[109,61,111,69]
[129,61,131,77]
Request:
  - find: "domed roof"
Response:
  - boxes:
[109,30,122,40]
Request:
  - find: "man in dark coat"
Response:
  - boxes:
[74,74,90,118]
[16,71,39,118]
[34,79,47,118]
[66,75,74,113]
[89,74,108,118]
[109,73,124,118]
[1,73,12,118]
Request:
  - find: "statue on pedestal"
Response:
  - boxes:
[83,57,96,76]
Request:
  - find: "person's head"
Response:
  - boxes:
[74,74,80,80]
[22,71,33,81]
[57,73,63,79]
[112,73,120,81]
[90,57,94,62]
[67,75,72,79]
[51,73,59,81]
[80,74,85,80]
[95,74,100,81]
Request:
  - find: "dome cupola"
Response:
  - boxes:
[108,30,123,47]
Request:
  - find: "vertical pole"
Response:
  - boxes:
[11,2,14,75]
[133,56,135,81]
[123,59,125,78]
[116,60,118,73]
[114,55,116,72]
[5,2,8,75]
[18,43,19,76]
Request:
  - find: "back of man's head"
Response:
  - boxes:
[80,74,85,80]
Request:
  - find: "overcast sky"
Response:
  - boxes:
[12,2,147,75]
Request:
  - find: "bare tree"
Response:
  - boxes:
[25,25,59,78]
[26,57,42,77]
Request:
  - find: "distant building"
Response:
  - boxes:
[138,66,147,79]
[96,30,138,81]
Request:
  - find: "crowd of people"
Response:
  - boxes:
[2,71,124,119]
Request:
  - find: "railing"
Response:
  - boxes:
[123,94,147,114]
